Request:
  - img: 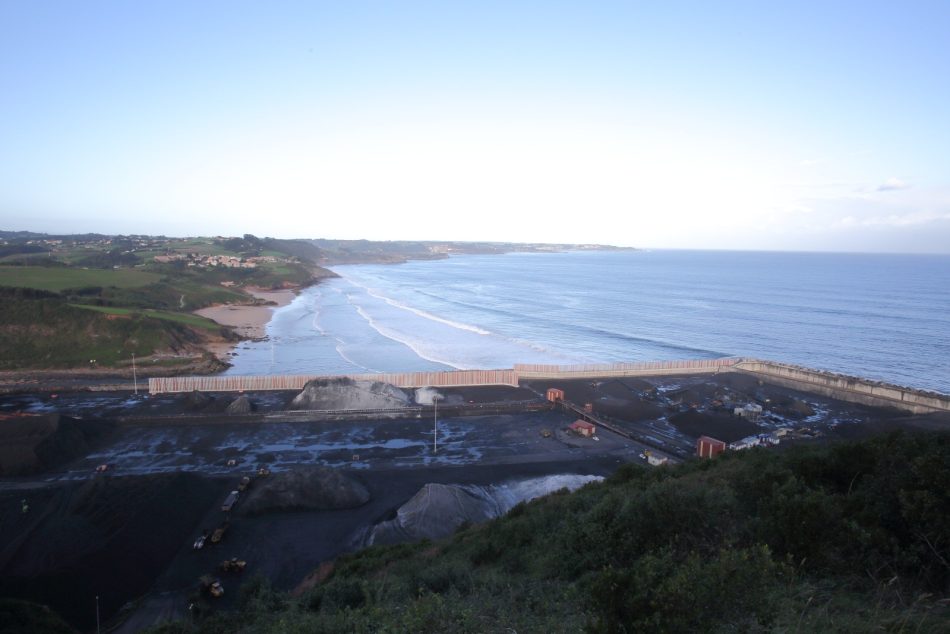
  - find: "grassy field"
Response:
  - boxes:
[0,266,161,291]
[70,305,224,331]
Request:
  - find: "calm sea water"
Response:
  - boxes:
[226,250,950,394]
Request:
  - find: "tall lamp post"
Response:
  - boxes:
[433,395,442,453]
[131,352,138,395]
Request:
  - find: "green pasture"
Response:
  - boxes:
[0,266,161,291]
[70,304,223,331]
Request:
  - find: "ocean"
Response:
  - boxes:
[226,250,950,395]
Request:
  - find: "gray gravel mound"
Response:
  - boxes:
[290,377,410,410]
[225,394,254,415]
[369,483,494,544]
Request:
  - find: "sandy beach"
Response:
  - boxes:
[195,288,296,360]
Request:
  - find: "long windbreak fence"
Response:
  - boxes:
[147,360,739,394]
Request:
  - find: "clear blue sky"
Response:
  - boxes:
[2,1,949,252]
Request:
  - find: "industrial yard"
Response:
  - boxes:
[1,371,948,631]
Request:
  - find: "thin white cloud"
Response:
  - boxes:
[834,210,950,228]
[877,177,911,191]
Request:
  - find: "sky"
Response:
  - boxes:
[2,1,950,253]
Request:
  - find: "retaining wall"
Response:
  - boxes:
[732,360,950,414]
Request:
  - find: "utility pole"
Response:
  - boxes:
[131,352,138,395]
[96,594,100,634]
[433,395,440,453]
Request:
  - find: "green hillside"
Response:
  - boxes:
[0,233,338,369]
[148,432,950,633]
[0,297,229,369]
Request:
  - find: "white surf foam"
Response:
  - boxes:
[349,300,470,370]
[336,269,492,336]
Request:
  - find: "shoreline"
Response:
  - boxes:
[194,287,297,361]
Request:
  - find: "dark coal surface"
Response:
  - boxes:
[240,466,370,515]
[0,473,223,631]
[668,410,761,443]
[0,415,116,476]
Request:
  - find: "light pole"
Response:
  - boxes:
[433,395,441,453]
[131,352,138,395]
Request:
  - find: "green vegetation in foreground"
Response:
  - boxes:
[0,265,161,291]
[147,432,950,633]
[70,305,223,331]
[0,598,75,634]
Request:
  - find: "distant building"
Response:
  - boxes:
[696,435,726,458]
[734,403,763,422]
[569,420,596,437]
[546,388,564,403]
[729,435,763,451]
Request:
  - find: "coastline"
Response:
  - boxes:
[194,288,297,361]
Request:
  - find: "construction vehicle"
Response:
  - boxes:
[237,476,251,492]
[219,557,247,573]
[210,522,229,544]
[95,464,110,473]
[257,466,270,476]
[221,490,240,512]
[540,429,552,438]
[193,530,209,550]
[199,575,224,598]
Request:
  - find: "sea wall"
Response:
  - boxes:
[732,359,950,414]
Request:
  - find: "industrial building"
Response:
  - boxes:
[696,435,726,458]
[568,420,596,437]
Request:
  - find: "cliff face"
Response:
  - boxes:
[290,378,411,410]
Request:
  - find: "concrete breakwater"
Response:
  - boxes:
[731,360,950,415]
[147,358,950,414]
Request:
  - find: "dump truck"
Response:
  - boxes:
[219,557,247,573]
[221,490,240,512]
[193,530,209,550]
[210,522,229,544]
[199,575,224,598]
